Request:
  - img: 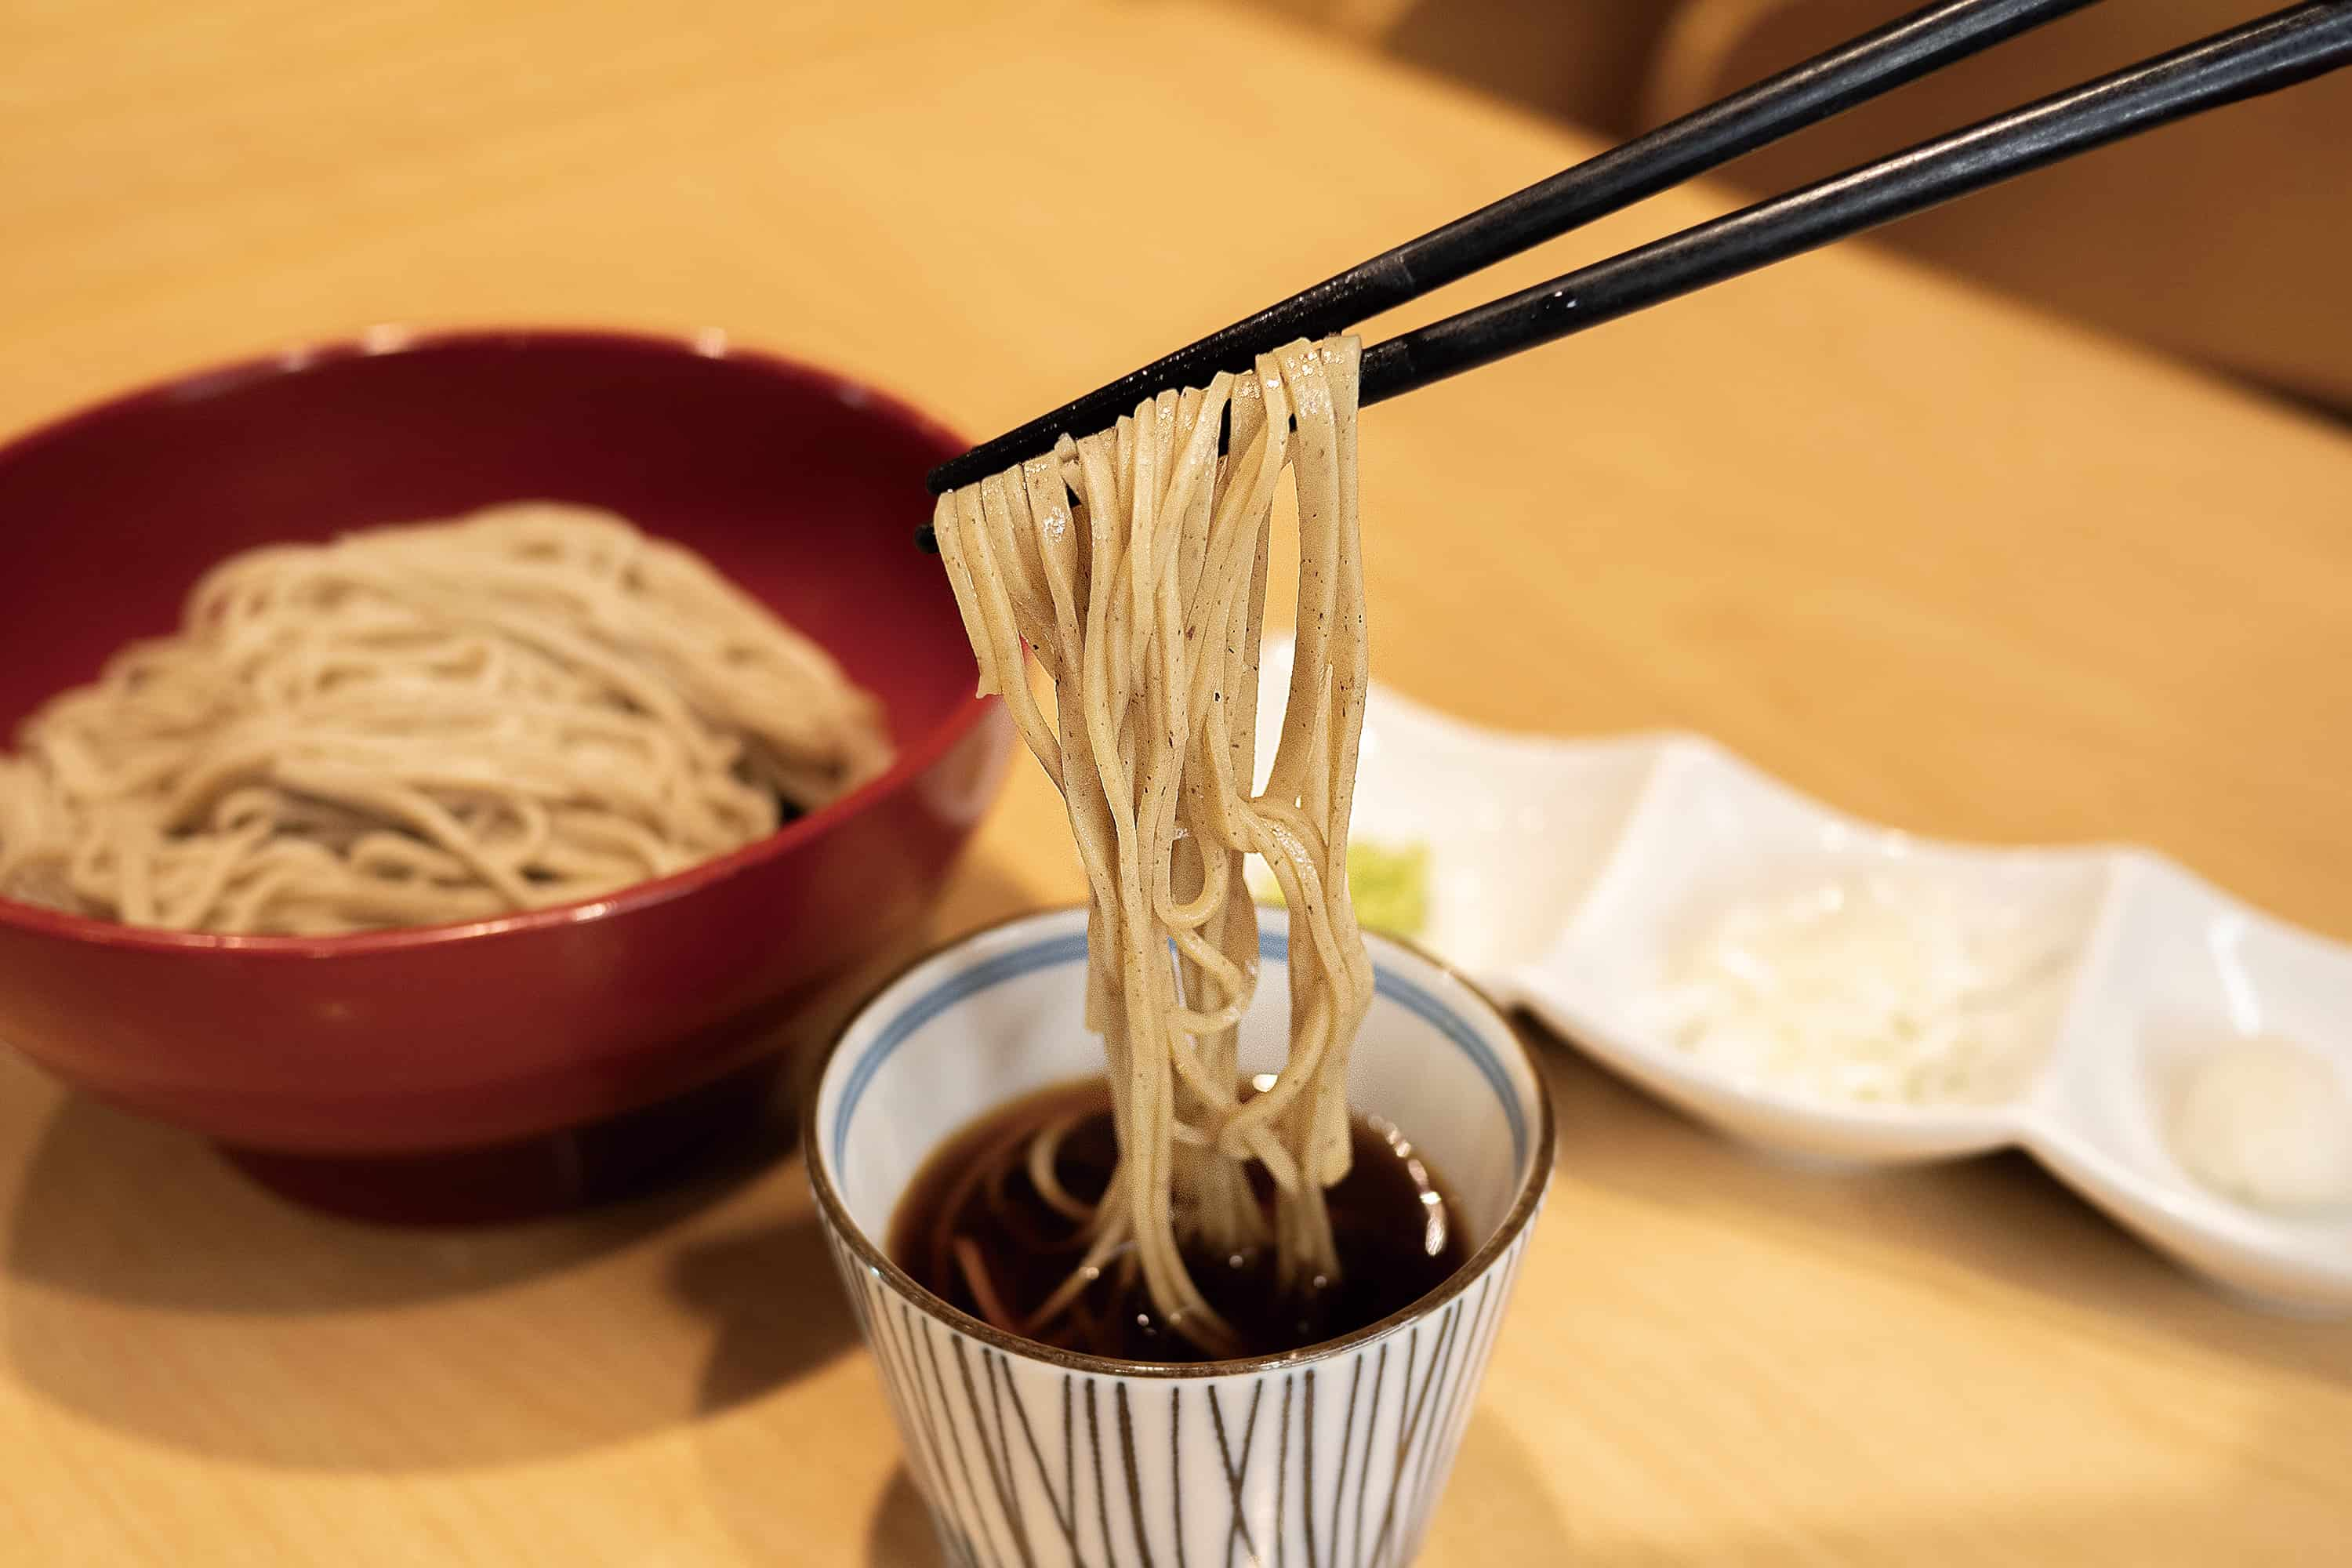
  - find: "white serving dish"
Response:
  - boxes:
[1254,641,2352,1312]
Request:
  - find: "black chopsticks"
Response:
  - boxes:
[925,0,2102,496]
[923,0,2352,505]
[1356,1,2352,408]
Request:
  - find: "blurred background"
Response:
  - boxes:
[1245,0,2352,416]
[10,0,2342,426]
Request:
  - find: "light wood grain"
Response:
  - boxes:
[1645,0,2352,411]
[2,1,2349,1563]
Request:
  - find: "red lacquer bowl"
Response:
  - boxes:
[0,328,1011,1213]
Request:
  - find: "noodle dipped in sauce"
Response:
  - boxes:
[931,337,1380,1356]
[889,1078,1469,1362]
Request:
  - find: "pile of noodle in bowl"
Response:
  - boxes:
[0,503,894,936]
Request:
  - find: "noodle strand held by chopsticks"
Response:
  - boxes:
[932,337,1372,1355]
[0,503,893,935]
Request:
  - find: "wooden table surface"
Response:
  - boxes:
[4,1,2350,1563]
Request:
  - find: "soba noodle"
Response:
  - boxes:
[0,503,893,935]
[931,336,1371,1354]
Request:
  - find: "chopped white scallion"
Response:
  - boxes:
[1643,875,2066,1107]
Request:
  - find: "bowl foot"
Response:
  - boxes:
[218,1055,793,1225]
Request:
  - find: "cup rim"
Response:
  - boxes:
[803,902,1558,1381]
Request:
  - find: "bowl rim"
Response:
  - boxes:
[803,902,1559,1381]
[0,324,998,957]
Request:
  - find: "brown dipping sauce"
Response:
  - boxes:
[887,1077,1471,1363]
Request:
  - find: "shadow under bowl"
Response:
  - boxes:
[0,328,1013,1221]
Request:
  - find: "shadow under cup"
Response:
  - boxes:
[805,906,1555,1568]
